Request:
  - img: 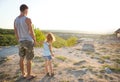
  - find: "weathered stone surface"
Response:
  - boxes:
[82,44,95,52]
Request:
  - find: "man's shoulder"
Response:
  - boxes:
[14,16,19,21]
[26,17,31,21]
[25,17,32,23]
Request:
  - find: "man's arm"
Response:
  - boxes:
[14,21,19,41]
[25,18,36,44]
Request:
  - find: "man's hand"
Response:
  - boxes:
[34,39,37,46]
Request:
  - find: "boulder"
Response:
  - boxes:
[82,44,95,52]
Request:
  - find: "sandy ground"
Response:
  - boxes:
[0,35,120,82]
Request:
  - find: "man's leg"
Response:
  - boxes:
[19,57,26,76]
[26,60,32,77]
[26,41,36,79]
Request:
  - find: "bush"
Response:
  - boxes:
[0,35,17,46]
[53,35,67,48]
[34,28,45,47]
[0,28,14,34]
[53,35,78,48]
[0,28,78,48]
[66,37,78,47]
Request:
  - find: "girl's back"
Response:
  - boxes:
[43,41,51,56]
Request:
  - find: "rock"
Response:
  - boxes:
[78,78,84,82]
[105,59,111,63]
[93,56,100,60]
[98,60,104,64]
[67,68,88,77]
[73,60,86,65]
[82,44,95,52]
[105,67,112,74]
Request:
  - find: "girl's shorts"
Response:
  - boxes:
[43,55,52,60]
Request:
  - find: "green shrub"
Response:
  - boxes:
[0,28,14,34]
[0,34,17,46]
[34,28,45,47]
[53,35,67,48]
[0,28,78,48]
[53,35,78,48]
[66,37,78,47]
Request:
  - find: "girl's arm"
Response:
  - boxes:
[49,43,54,56]
[38,41,44,46]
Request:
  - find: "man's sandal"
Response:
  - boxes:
[26,75,36,80]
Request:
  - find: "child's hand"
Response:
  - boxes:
[52,54,54,57]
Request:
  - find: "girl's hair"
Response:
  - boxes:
[46,33,55,42]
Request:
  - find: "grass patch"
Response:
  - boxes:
[59,80,70,82]
[66,37,78,47]
[102,64,120,72]
[98,58,105,63]
[53,35,67,48]
[86,65,94,71]
[56,56,67,61]
[0,72,10,79]
[53,62,59,67]
[80,65,87,68]
[95,52,101,55]
[53,35,78,48]
[112,58,120,64]
[33,56,44,62]
[101,55,110,60]
[73,60,86,65]
[0,57,10,65]
[85,51,94,55]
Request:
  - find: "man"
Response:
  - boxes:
[14,4,36,80]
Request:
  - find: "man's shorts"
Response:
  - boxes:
[43,55,52,60]
[19,40,34,60]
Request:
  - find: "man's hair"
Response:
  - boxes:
[20,4,28,12]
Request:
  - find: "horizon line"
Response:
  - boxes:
[0,27,115,35]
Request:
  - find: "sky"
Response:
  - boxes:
[0,0,120,34]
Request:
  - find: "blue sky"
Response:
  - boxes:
[0,0,120,34]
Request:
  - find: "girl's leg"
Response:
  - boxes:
[48,60,54,74]
[45,60,49,73]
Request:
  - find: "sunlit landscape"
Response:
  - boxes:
[0,0,120,82]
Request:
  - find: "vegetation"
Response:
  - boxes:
[112,58,120,64]
[34,28,45,47]
[0,28,78,48]
[53,35,67,48]
[101,55,110,60]
[33,56,44,62]
[66,37,78,47]
[56,56,67,61]
[102,64,120,72]
[0,28,17,46]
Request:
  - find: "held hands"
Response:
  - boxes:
[34,39,37,46]
[52,53,54,57]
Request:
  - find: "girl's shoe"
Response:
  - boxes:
[51,73,54,77]
[46,73,50,76]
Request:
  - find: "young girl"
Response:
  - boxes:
[43,33,55,77]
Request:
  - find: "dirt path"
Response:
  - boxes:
[0,38,120,82]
